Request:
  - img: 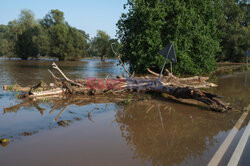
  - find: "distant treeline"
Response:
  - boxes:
[0,9,119,61]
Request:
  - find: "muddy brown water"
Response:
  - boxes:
[0,58,249,166]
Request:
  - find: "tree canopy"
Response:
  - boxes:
[0,9,116,61]
[117,0,223,75]
[117,0,250,75]
[91,30,111,61]
[217,0,250,62]
[0,2,249,69]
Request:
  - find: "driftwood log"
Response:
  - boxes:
[2,62,230,112]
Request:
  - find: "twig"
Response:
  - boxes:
[48,69,60,80]
[51,62,84,87]
[54,105,69,121]
[111,43,133,77]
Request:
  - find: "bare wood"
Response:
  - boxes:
[131,84,229,111]
[52,62,84,87]
[48,69,60,80]
[52,62,71,81]
[3,63,228,111]
[147,68,161,77]
[2,85,30,92]
[111,43,132,77]
[146,68,216,88]
[29,88,63,97]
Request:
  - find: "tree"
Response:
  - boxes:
[217,0,250,62]
[65,27,88,60]
[0,9,90,61]
[15,9,39,60]
[40,9,65,28]
[117,0,223,75]
[0,11,37,59]
[40,10,68,60]
[40,9,88,61]
[0,25,12,56]
[15,26,39,60]
[18,9,35,30]
[91,30,111,61]
[0,21,20,57]
[34,23,50,57]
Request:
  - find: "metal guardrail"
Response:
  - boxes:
[208,112,249,166]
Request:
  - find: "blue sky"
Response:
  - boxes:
[0,0,127,38]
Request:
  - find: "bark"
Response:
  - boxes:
[2,63,230,112]
[146,68,217,88]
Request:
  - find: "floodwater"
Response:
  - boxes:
[0,58,249,166]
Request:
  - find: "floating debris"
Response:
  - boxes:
[57,120,69,127]
[20,131,38,136]
[0,138,10,147]
[73,117,82,121]
[2,62,231,112]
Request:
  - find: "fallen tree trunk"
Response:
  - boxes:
[148,85,228,111]
[146,68,217,88]
[2,63,230,112]
[29,88,63,98]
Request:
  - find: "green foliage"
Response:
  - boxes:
[14,10,39,60]
[0,9,90,61]
[217,0,250,62]
[34,24,50,57]
[91,30,111,61]
[40,9,88,61]
[90,30,120,60]
[66,27,88,60]
[0,22,19,57]
[117,0,222,75]
[15,26,39,60]
[0,24,14,57]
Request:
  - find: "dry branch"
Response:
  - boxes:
[2,63,230,112]
[146,68,217,88]
[111,43,132,77]
[52,62,84,87]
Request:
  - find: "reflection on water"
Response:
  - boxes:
[208,71,250,109]
[0,58,128,86]
[0,58,250,165]
[0,95,246,165]
[116,100,243,166]
[0,90,120,139]
[244,71,248,86]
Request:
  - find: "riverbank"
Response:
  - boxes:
[211,63,248,77]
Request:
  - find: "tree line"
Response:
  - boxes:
[0,1,249,75]
[0,9,118,61]
[117,0,250,75]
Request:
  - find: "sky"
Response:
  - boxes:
[0,0,127,38]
